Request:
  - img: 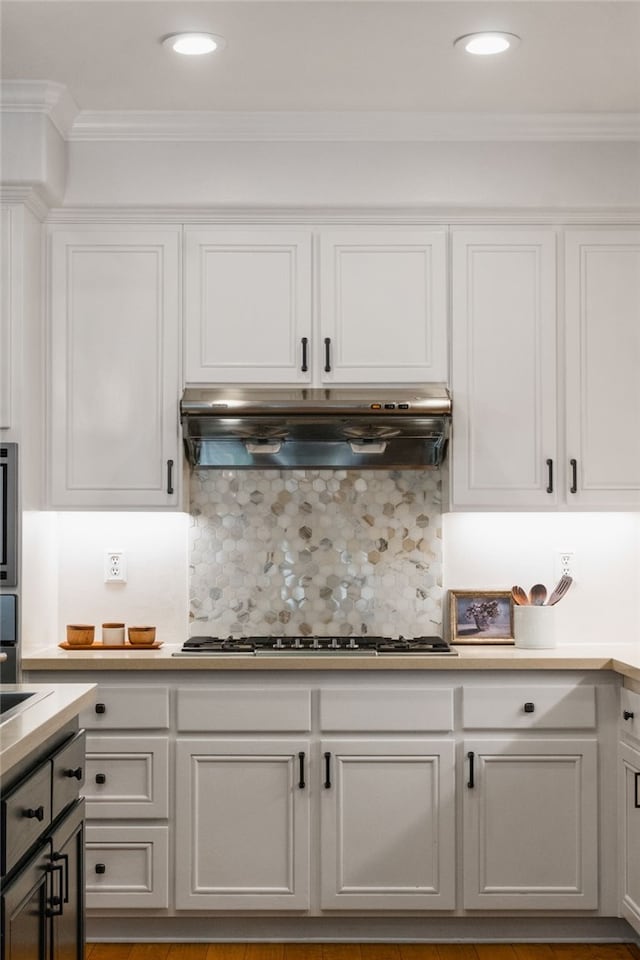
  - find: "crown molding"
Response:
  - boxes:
[0,80,79,139]
[44,205,640,226]
[69,110,640,143]
[0,186,51,220]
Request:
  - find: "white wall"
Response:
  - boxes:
[443,511,640,644]
[21,512,190,652]
[64,140,640,207]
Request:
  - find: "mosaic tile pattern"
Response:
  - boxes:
[189,469,443,638]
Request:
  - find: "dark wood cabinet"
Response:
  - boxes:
[1,731,85,960]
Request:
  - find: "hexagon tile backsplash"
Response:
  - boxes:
[189,469,443,638]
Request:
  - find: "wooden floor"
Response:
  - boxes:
[86,942,640,960]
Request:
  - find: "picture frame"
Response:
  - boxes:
[449,590,514,645]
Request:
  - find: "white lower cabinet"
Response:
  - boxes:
[175,739,311,910]
[86,825,169,908]
[462,738,598,910]
[320,738,455,910]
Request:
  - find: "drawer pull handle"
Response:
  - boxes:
[624,710,635,721]
[635,772,640,810]
[95,702,106,714]
[66,766,83,780]
[24,806,45,821]
[95,863,106,875]
[467,751,475,789]
[301,337,309,373]
[324,751,332,789]
[298,751,306,789]
[546,458,554,494]
[46,862,64,917]
[524,702,535,713]
[95,773,107,785]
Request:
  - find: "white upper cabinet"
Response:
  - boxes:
[49,226,181,508]
[319,229,447,383]
[564,230,640,509]
[451,228,557,508]
[184,229,312,383]
[184,226,447,385]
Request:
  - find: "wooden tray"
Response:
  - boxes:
[59,641,163,651]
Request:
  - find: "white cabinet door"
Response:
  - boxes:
[620,741,640,936]
[175,739,310,910]
[49,227,181,507]
[463,738,598,910]
[184,229,312,383]
[451,229,557,508]
[0,206,15,430]
[320,738,455,910]
[565,230,640,508]
[319,230,447,383]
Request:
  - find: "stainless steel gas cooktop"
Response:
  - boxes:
[172,635,457,657]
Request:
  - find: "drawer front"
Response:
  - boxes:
[622,686,640,743]
[84,736,169,818]
[52,731,86,821]
[2,762,52,874]
[177,687,311,732]
[463,685,596,729]
[320,688,454,732]
[79,685,169,729]
[85,825,169,908]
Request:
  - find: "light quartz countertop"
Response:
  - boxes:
[0,682,96,773]
[22,643,640,683]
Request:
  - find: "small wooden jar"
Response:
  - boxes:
[128,626,156,646]
[66,624,95,647]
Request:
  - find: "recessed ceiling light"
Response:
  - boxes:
[162,33,226,56]
[454,32,520,56]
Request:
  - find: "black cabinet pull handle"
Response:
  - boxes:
[95,703,106,714]
[66,766,83,780]
[25,806,45,821]
[95,773,107,785]
[467,751,475,789]
[46,862,64,916]
[95,863,106,875]
[324,337,332,373]
[624,710,635,721]
[524,702,535,713]
[51,851,70,903]
[324,751,332,789]
[301,337,309,373]
[546,459,554,494]
[569,458,578,494]
[635,772,640,809]
[298,751,306,789]
[167,459,174,495]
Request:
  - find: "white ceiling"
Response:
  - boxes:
[2,1,639,115]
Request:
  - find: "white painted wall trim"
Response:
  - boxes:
[0,80,78,139]
[45,205,640,225]
[68,110,640,143]
[0,187,50,222]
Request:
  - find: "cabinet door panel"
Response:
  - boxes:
[185,229,312,383]
[320,739,455,910]
[565,230,640,507]
[85,825,168,908]
[49,227,180,507]
[463,738,597,909]
[175,739,310,910]
[320,230,447,383]
[620,742,640,935]
[451,229,557,508]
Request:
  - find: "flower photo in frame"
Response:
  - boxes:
[449,590,514,644]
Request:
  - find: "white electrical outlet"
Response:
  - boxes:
[104,550,127,583]
[555,549,575,580]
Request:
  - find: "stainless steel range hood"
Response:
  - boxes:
[180,386,452,469]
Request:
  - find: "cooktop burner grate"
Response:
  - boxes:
[173,635,457,656]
